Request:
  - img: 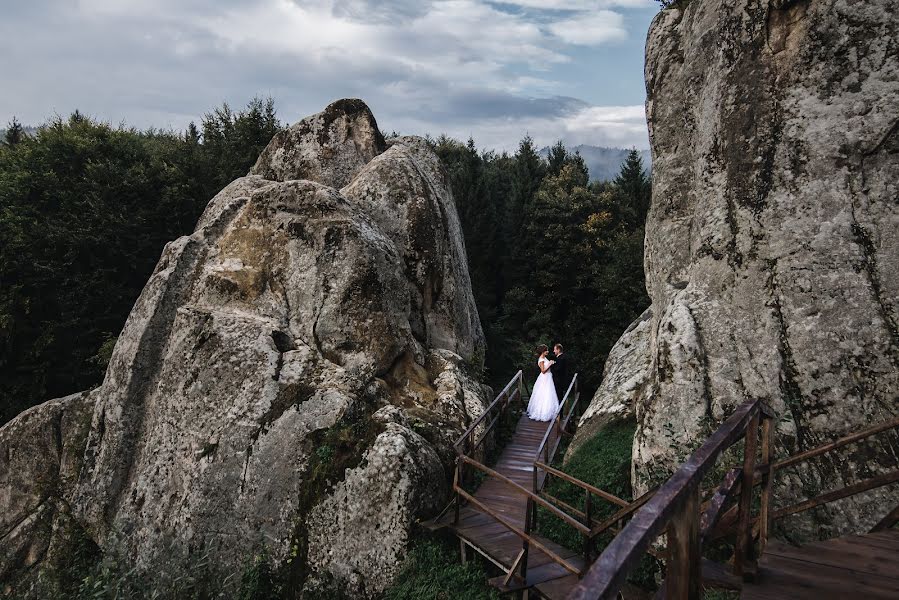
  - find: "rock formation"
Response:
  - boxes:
[578,0,899,538]
[0,99,489,597]
[567,308,652,459]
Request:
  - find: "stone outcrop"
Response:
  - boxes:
[607,0,899,538]
[567,308,652,460]
[0,99,489,597]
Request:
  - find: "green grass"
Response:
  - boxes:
[536,419,636,551]
[385,538,501,600]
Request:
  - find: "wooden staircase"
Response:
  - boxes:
[427,371,899,599]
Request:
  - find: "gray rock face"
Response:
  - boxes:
[0,99,488,596]
[622,0,899,537]
[567,308,652,460]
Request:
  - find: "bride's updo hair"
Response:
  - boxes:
[535,344,548,356]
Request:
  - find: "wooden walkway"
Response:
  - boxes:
[741,529,899,599]
[434,413,584,598]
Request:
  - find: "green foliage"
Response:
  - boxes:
[536,420,636,550]
[236,553,279,600]
[385,538,500,600]
[532,419,660,591]
[435,138,650,396]
[4,117,25,146]
[0,99,279,425]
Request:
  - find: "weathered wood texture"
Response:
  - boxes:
[740,530,899,600]
[449,412,586,598]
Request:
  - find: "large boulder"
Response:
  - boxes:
[567,308,652,460]
[617,0,899,538]
[0,99,489,597]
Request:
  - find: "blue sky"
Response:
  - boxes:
[1,0,659,150]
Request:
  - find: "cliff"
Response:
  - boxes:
[574,0,899,538]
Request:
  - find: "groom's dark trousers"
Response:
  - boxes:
[550,353,569,401]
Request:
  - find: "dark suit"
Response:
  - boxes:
[550,352,570,400]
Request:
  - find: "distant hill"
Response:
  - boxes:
[539,144,652,182]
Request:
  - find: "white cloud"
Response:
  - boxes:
[548,10,627,45]
[1,0,654,150]
[494,0,655,9]
[391,103,648,152]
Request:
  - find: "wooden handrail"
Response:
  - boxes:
[454,486,583,576]
[454,370,522,452]
[770,414,899,471]
[589,489,656,538]
[460,456,591,535]
[535,461,629,508]
[534,374,579,464]
[771,469,899,520]
[568,398,763,600]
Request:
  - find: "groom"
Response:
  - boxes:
[550,343,570,400]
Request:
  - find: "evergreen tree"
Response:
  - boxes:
[0,99,282,425]
[613,149,651,226]
[4,118,24,146]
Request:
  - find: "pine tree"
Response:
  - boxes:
[613,149,651,226]
[546,141,568,176]
[4,117,24,146]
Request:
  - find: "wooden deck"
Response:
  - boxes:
[741,529,899,599]
[434,413,582,598]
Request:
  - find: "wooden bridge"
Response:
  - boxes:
[426,370,899,599]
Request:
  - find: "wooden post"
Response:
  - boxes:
[583,490,593,563]
[460,538,468,564]
[734,411,760,579]
[454,458,461,524]
[521,497,532,582]
[519,372,525,409]
[758,416,774,555]
[665,486,701,600]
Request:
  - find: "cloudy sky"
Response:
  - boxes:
[2,0,659,150]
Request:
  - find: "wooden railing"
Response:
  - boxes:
[534,374,581,470]
[452,370,524,459]
[568,400,899,600]
[568,398,777,600]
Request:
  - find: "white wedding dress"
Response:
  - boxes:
[527,356,560,421]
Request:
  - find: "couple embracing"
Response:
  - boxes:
[527,343,570,422]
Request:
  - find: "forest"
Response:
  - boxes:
[0,99,650,425]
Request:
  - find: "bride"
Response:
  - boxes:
[527,344,559,421]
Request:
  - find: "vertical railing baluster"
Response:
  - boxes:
[583,490,593,563]
[665,486,701,600]
[521,497,532,582]
[735,410,760,579]
[758,415,774,556]
[454,457,461,524]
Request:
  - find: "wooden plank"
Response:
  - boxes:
[746,551,899,600]
[762,537,899,579]
[461,456,590,534]
[535,574,581,600]
[455,487,583,576]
